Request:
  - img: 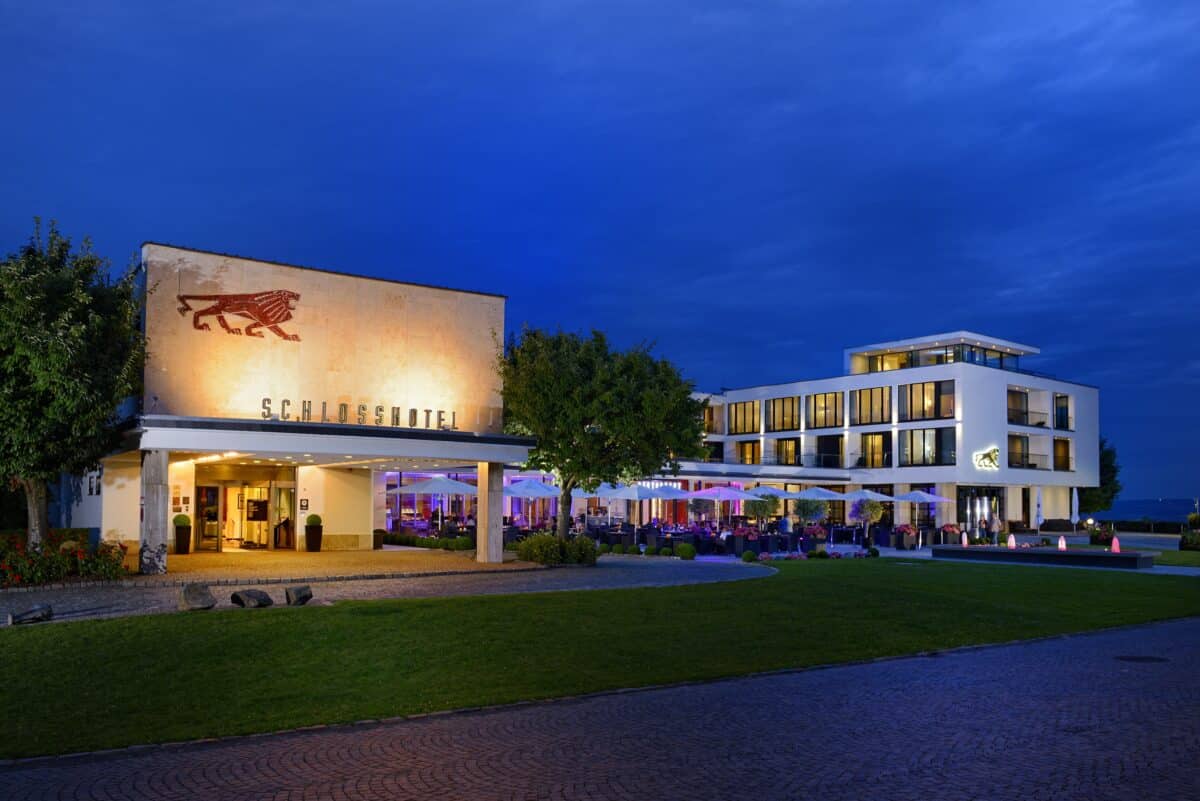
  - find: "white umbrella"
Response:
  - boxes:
[893,489,953,548]
[503,480,560,498]
[842,489,894,502]
[1070,487,1080,531]
[1035,487,1045,532]
[688,486,761,527]
[653,485,691,500]
[571,483,620,499]
[602,484,665,501]
[749,485,793,498]
[387,476,478,533]
[794,487,846,501]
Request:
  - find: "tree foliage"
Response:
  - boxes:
[499,329,706,537]
[743,495,779,520]
[1078,437,1121,514]
[0,221,145,543]
[794,499,828,523]
[852,499,884,528]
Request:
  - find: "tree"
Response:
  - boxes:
[852,499,884,541]
[744,495,779,530]
[499,329,706,538]
[0,221,145,545]
[794,499,828,525]
[1078,438,1121,514]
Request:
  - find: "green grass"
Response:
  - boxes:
[1068,543,1200,567]
[2,559,1197,758]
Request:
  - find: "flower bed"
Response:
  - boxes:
[0,529,127,588]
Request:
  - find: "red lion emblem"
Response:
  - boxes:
[176,290,301,341]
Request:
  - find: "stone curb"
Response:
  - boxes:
[4,613,1193,768]
[0,565,545,594]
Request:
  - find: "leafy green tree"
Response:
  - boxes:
[852,499,884,538]
[0,222,145,545]
[1078,438,1121,514]
[794,498,828,525]
[744,495,779,528]
[499,329,706,538]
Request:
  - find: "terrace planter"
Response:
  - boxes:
[305,525,324,552]
[174,524,192,555]
[899,533,917,550]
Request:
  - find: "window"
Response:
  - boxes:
[858,432,892,468]
[1007,434,1047,469]
[812,434,843,468]
[775,437,799,466]
[1054,394,1072,430]
[702,441,723,463]
[1053,438,1072,471]
[703,404,723,434]
[898,380,954,421]
[898,427,955,466]
[850,386,891,425]
[765,396,801,432]
[805,392,843,429]
[727,401,760,435]
[867,352,911,372]
[736,440,761,465]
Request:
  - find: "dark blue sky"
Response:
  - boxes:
[2,2,1198,497]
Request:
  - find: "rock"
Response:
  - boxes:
[8,604,53,625]
[285,585,313,606]
[231,589,274,608]
[180,583,217,611]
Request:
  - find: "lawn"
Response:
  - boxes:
[1067,544,1200,567]
[2,559,1197,758]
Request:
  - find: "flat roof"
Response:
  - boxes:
[141,242,507,300]
[845,330,1039,357]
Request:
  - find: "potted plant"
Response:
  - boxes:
[852,499,884,546]
[372,528,386,550]
[172,513,192,555]
[939,523,961,546]
[803,524,828,553]
[305,514,324,552]
[894,523,917,550]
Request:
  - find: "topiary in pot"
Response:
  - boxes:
[659,546,673,557]
[172,513,192,555]
[741,549,758,563]
[305,513,324,552]
[610,543,625,555]
[675,542,696,560]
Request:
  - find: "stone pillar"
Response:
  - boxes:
[140,449,169,575]
[935,482,957,528]
[893,484,911,526]
[476,461,504,564]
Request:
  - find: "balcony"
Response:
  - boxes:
[1053,415,1074,431]
[1007,409,1049,428]
[1053,456,1075,472]
[805,454,844,469]
[853,453,893,469]
[1009,451,1050,470]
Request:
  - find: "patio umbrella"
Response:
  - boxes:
[1070,487,1080,532]
[688,486,761,527]
[1035,487,1045,533]
[503,480,560,498]
[387,476,478,533]
[893,489,953,548]
[749,485,793,498]
[793,487,846,501]
[600,483,664,526]
[653,485,691,500]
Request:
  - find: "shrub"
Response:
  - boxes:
[675,542,696,560]
[1180,533,1200,552]
[659,547,673,557]
[172,514,191,527]
[1040,536,1052,546]
[643,547,656,557]
[565,536,598,566]
[868,546,880,558]
[0,539,127,587]
[306,514,323,527]
[1090,529,1114,547]
[597,543,611,554]
[611,543,625,555]
[741,550,758,563]
[516,533,564,565]
[807,549,831,559]
[1188,512,1200,532]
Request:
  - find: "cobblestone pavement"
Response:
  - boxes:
[3,617,1196,800]
[0,556,770,623]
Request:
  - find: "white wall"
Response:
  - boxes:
[297,465,373,548]
[100,458,141,545]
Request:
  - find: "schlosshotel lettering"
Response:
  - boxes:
[261,398,461,430]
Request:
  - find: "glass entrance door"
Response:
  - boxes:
[272,484,296,549]
[196,486,221,551]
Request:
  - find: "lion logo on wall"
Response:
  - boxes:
[176,290,301,341]
[972,446,1001,470]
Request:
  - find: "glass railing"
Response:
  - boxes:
[806,454,844,469]
[1053,415,1074,431]
[1008,451,1049,470]
[1007,409,1049,427]
[1053,456,1075,472]
[853,454,892,469]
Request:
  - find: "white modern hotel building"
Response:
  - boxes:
[648,332,1100,531]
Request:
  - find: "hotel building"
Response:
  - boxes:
[65,244,532,572]
[650,332,1099,530]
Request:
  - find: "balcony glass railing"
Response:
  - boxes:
[853,453,892,469]
[806,454,844,469]
[1007,409,1049,427]
[1053,415,1074,431]
[1053,456,1075,472]
[1009,451,1050,470]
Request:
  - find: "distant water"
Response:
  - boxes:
[1092,498,1198,521]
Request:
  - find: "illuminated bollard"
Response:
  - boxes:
[1007,533,1016,549]
[1112,536,1121,553]
[1058,536,1067,551]
[961,532,968,547]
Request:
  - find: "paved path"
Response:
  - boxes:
[4,617,1197,800]
[0,556,770,623]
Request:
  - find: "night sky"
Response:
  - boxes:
[2,2,1197,497]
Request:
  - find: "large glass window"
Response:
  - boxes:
[736,440,761,465]
[774,437,800,466]
[1007,434,1047,469]
[812,434,843,468]
[850,386,891,425]
[765,396,801,432]
[898,427,956,466]
[727,401,760,435]
[867,352,911,372]
[805,392,843,429]
[1053,438,1072,471]
[703,404,723,434]
[858,432,892,468]
[702,441,723,463]
[898,380,954,422]
[1054,394,1072,430]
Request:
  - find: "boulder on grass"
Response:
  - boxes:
[8,604,53,625]
[231,589,274,608]
[285,585,313,606]
[180,583,217,611]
